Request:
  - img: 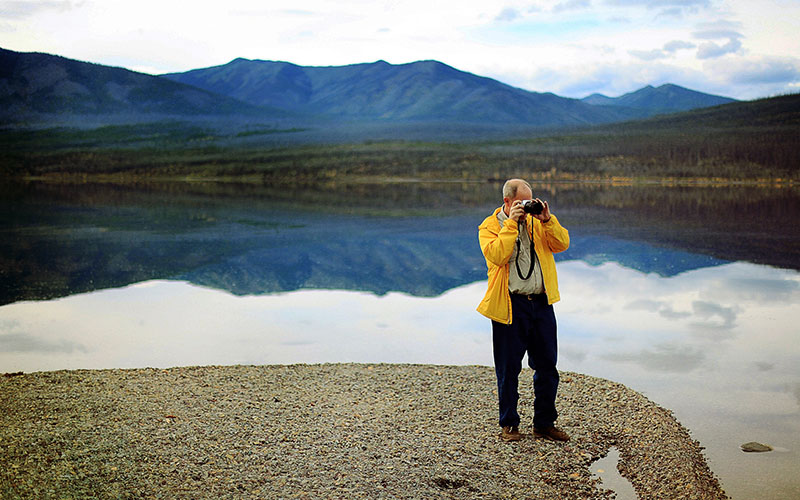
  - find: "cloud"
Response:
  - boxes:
[229,8,315,17]
[693,18,744,34]
[629,39,697,61]
[561,345,588,363]
[625,299,693,320]
[0,0,76,19]
[654,7,684,19]
[602,343,706,373]
[0,333,87,354]
[553,0,592,12]
[659,306,692,320]
[495,7,521,22]
[625,299,663,312]
[663,40,695,52]
[697,37,742,59]
[606,0,710,6]
[754,361,774,372]
[692,20,744,59]
[630,48,669,61]
[694,28,743,40]
[605,0,712,18]
[705,56,800,86]
[690,300,737,330]
[724,278,800,302]
[730,58,800,85]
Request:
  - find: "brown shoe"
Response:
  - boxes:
[499,425,521,442]
[533,426,570,441]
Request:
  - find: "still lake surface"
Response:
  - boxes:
[1,180,798,499]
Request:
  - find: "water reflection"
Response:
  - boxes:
[2,181,799,305]
[0,280,492,371]
[4,261,797,378]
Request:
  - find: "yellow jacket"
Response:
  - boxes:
[476,207,570,324]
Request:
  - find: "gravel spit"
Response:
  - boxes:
[0,364,727,499]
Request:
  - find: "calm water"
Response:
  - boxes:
[1,181,799,499]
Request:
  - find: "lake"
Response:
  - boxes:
[1,180,798,499]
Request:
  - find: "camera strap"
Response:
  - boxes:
[515,227,535,281]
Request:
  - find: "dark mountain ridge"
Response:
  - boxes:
[0,47,284,123]
[162,57,639,126]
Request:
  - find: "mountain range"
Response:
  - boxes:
[0,48,279,122]
[162,58,634,126]
[581,83,734,112]
[1,46,736,128]
[165,58,736,123]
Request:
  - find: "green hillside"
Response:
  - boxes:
[1,93,797,183]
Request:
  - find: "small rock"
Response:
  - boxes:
[741,442,772,453]
[433,477,467,489]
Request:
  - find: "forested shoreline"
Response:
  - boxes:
[2,93,797,183]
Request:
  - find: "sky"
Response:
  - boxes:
[1,0,799,100]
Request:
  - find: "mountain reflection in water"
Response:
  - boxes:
[2,181,797,305]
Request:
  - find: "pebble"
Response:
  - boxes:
[0,364,728,499]
[740,442,772,453]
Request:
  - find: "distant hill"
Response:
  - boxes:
[0,47,281,123]
[161,58,643,126]
[581,84,736,114]
[605,92,800,130]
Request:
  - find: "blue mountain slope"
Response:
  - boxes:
[0,47,285,122]
[581,83,736,114]
[162,58,639,126]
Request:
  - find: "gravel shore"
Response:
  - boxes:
[1,364,727,499]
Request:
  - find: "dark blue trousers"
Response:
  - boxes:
[492,293,559,429]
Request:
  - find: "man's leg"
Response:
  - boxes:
[526,296,560,430]
[492,313,529,428]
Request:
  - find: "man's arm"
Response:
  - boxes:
[479,218,519,267]
[541,215,570,253]
[530,199,569,253]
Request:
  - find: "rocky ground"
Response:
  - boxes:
[0,363,727,499]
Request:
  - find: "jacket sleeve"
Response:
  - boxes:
[541,215,570,253]
[479,218,520,267]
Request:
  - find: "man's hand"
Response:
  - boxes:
[509,200,527,223]
[534,199,551,223]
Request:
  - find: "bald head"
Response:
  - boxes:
[502,179,532,199]
[502,178,533,217]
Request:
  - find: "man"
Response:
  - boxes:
[477,179,570,442]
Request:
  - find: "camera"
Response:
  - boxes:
[521,199,544,215]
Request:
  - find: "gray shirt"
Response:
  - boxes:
[497,209,545,295]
